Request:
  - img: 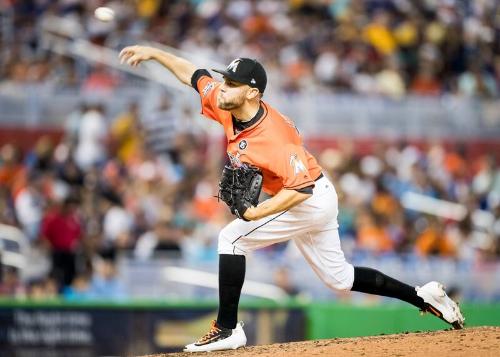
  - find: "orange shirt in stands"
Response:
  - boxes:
[196,75,322,196]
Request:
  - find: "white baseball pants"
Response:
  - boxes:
[218,175,355,291]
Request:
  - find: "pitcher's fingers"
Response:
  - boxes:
[133,57,145,67]
[120,54,129,65]
[119,47,137,61]
[119,47,132,58]
[119,52,132,64]
[127,55,142,66]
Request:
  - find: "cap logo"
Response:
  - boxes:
[250,78,256,84]
[227,59,241,73]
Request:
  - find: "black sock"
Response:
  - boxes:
[216,254,246,329]
[351,267,426,309]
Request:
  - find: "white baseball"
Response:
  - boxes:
[94,7,115,22]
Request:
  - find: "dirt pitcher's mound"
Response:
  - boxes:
[153,326,500,357]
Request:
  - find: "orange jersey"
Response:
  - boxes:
[196,75,322,196]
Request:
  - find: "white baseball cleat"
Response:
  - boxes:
[184,320,247,352]
[416,281,465,329]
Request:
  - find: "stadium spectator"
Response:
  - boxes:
[101,189,133,250]
[26,276,59,300]
[356,210,394,253]
[24,136,55,173]
[410,64,442,96]
[134,218,183,260]
[110,102,144,165]
[0,267,26,298]
[40,194,83,290]
[14,171,47,242]
[0,186,18,226]
[74,104,108,170]
[62,273,91,300]
[87,251,127,300]
[415,217,457,258]
[0,144,24,192]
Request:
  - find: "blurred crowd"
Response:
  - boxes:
[0,97,499,300]
[0,97,229,299]
[1,0,500,97]
[1,0,500,301]
[322,141,500,258]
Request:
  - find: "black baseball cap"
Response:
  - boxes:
[213,58,267,93]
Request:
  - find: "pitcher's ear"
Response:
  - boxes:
[246,87,260,100]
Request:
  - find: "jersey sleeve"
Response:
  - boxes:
[275,144,315,190]
[191,70,225,124]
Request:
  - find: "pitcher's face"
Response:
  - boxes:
[217,78,249,110]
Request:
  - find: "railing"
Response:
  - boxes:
[39,15,225,87]
[275,92,500,138]
[119,253,500,302]
[1,87,500,139]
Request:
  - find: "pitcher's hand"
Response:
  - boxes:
[119,45,156,67]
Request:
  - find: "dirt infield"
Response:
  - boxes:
[149,326,500,357]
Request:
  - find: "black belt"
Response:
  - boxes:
[314,173,324,182]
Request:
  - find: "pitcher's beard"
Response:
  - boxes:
[217,95,244,110]
[217,101,239,110]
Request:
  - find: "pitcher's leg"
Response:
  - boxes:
[183,252,248,352]
[351,267,425,308]
[186,211,309,352]
[295,228,423,306]
[294,229,355,291]
[215,212,312,330]
[352,267,464,327]
[296,228,464,328]
[217,254,245,329]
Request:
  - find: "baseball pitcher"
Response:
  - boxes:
[119,46,464,352]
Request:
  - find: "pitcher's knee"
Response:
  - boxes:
[322,263,355,291]
[326,279,352,291]
[217,226,244,255]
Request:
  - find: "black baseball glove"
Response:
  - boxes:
[218,164,263,221]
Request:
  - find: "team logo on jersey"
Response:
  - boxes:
[238,140,247,150]
[227,59,241,73]
[227,151,242,167]
[290,154,306,175]
[202,81,216,97]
